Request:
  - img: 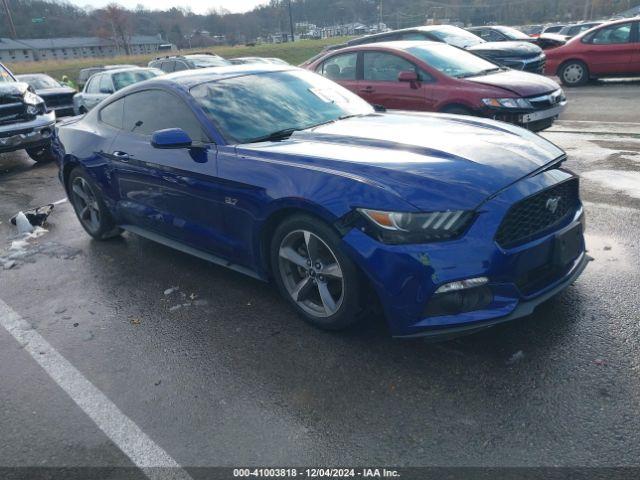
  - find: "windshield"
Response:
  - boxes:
[191,69,373,144]
[429,26,485,48]
[17,75,60,89]
[494,26,531,40]
[185,55,230,68]
[112,69,162,90]
[406,44,499,78]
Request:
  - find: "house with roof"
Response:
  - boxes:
[0,35,162,63]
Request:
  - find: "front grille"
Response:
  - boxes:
[41,93,74,108]
[523,57,546,73]
[495,178,580,249]
[0,102,31,125]
[528,89,564,109]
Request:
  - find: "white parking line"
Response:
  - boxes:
[0,298,193,480]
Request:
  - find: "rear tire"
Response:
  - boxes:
[26,145,56,163]
[270,214,364,331]
[558,60,589,87]
[67,167,122,240]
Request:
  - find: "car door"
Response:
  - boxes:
[316,51,360,95]
[359,50,437,111]
[630,21,640,73]
[81,75,102,110]
[106,89,229,256]
[582,22,635,75]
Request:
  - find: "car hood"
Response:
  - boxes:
[468,41,543,57]
[466,69,560,96]
[0,81,29,99]
[37,86,76,96]
[237,113,564,211]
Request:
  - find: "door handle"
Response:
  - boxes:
[360,86,375,93]
[112,151,130,162]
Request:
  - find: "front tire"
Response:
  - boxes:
[271,215,364,330]
[559,60,589,87]
[26,145,56,163]
[67,167,122,240]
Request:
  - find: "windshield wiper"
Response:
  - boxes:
[245,128,299,143]
[457,67,503,79]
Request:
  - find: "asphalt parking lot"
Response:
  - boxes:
[1,81,639,478]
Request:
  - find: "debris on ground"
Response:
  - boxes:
[506,350,525,365]
[10,204,54,229]
[164,286,179,295]
[2,260,16,270]
[54,307,67,314]
[594,358,607,366]
[130,317,141,325]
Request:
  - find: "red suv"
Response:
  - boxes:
[306,41,565,131]
[545,19,640,86]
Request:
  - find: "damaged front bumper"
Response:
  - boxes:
[0,111,56,153]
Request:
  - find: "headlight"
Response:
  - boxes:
[482,97,532,109]
[23,91,43,105]
[358,208,475,244]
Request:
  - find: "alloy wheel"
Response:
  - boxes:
[278,229,344,318]
[563,64,584,85]
[71,176,101,232]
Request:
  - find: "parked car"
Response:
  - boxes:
[73,68,163,114]
[545,18,640,86]
[77,65,137,90]
[16,74,76,117]
[229,57,289,65]
[467,25,537,43]
[148,54,230,73]
[521,25,544,37]
[542,25,567,34]
[0,63,56,163]
[557,22,603,38]
[315,25,547,73]
[54,64,587,338]
[307,42,565,131]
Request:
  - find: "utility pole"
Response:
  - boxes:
[287,0,294,42]
[1,0,17,39]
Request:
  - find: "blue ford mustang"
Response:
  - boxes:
[54,64,587,337]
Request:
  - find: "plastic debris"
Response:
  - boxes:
[3,260,16,270]
[11,204,54,229]
[506,350,525,365]
[13,212,34,234]
[164,287,179,295]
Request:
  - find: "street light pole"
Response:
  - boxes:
[1,0,17,39]
[287,0,294,42]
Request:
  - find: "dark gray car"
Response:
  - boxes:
[317,25,546,74]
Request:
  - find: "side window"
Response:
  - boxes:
[399,32,429,41]
[122,90,207,142]
[318,52,358,80]
[363,51,428,82]
[99,75,113,93]
[86,76,100,93]
[479,29,504,41]
[161,61,175,73]
[99,97,124,129]
[586,23,631,44]
[173,61,188,71]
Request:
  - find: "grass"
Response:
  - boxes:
[5,37,352,81]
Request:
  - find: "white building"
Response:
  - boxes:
[0,35,162,63]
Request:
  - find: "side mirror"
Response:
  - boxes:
[100,88,114,94]
[398,70,419,83]
[151,128,192,149]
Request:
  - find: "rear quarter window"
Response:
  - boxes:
[99,98,124,129]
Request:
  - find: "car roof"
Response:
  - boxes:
[100,67,154,76]
[142,63,295,88]
[348,25,465,44]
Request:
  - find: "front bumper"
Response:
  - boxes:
[484,101,566,131]
[0,111,56,152]
[341,168,587,337]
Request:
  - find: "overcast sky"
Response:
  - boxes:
[68,0,267,15]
